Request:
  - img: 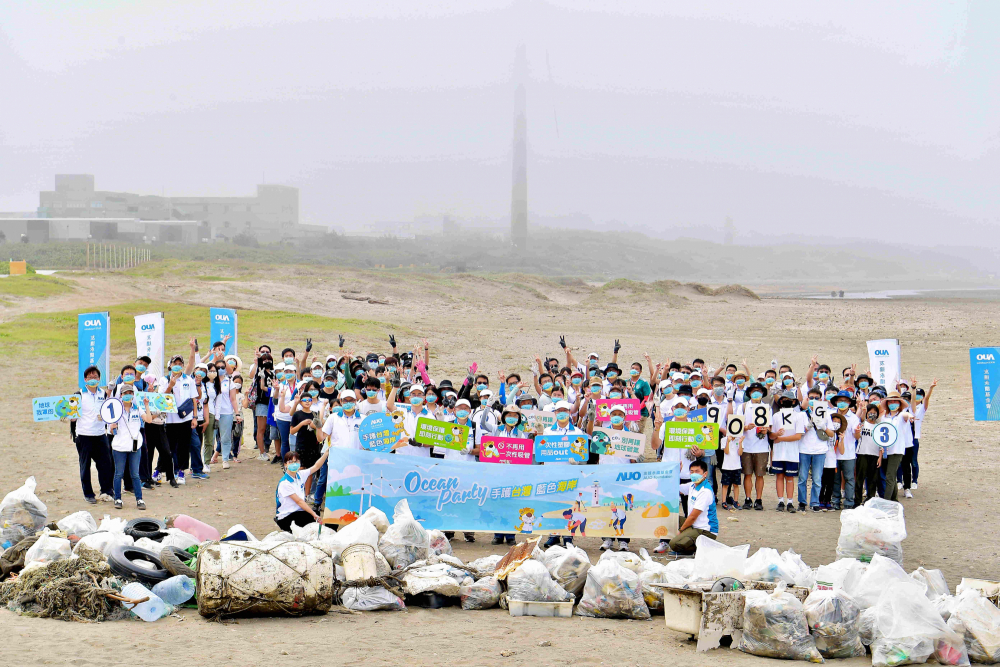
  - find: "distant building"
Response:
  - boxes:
[37,174,300,240]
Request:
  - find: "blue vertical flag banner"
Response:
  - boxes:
[210,308,238,355]
[78,312,110,389]
[970,347,1000,421]
[322,448,679,540]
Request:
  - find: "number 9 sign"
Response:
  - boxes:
[100,397,124,424]
[872,422,898,449]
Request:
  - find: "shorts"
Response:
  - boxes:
[741,451,768,477]
[721,469,742,486]
[772,460,799,476]
[254,403,269,417]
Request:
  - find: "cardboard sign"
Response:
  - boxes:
[100,398,124,424]
[775,408,796,429]
[813,404,828,420]
[746,403,771,428]
[726,414,745,437]
[534,434,590,463]
[359,412,399,452]
[590,427,644,459]
[32,395,81,422]
[136,392,177,413]
[661,421,720,450]
[595,398,641,421]
[480,436,534,464]
[414,417,469,450]
[523,409,557,432]
[705,404,726,424]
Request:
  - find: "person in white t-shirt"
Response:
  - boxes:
[854,402,882,506]
[109,388,155,510]
[830,391,860,509]
[274,445,331,532]
[879,391,912,502]
[798,386,834,512]
[738,383,771,511]
[819,414,846,510]
[770,390,805,513]
[906,379,935,493]
[357,377,386,417]
[651,399,697,553]
[719,432,743,511]
[391,384,433,458]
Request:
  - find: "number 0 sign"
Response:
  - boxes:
[727,414,745,437]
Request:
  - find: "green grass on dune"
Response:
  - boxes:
[0,300,407,361]
[0,274,74,298]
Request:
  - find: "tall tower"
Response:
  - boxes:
[511,44,528,249]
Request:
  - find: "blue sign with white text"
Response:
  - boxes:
[210,308,238,355]
[970,347,1000,421]
[534,434,590,463]
[78,312,110,389]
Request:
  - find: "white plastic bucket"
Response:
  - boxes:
[342,543,377,581]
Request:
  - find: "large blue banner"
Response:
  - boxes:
[78,312,109,389]
[210,307,237,355]
[970,347,1000,421]
[322,448,679,539]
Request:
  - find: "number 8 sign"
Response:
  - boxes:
[873,422,898,449]
[100,397,124,424]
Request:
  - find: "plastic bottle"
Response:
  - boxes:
[152,575,196,605]
[120,582,170,622]
[169,514,220,542]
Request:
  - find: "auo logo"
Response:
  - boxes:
[978,354,996,361]
[83,319,102,327]
[141,323,156,331]
[214,314,230,322]
[874,349,890,356]
[615,471,641,482]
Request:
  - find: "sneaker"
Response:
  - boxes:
[776,501,785,512]
[720,501,730,511]
[114,499,123,509]
[203,465,211,473]
[812,505,821,512]
[97,493,113,502]
[464,533,476,543]
[491,536,504,545]
[821,504,830,512]
[754,499,763,511]
[912,482,918,490]
[258,453,270,462]
[600,539,613,551]
[169,479,179,488]
[787,504,797,513]
[223,461,231,470]
[653,542,670,554]
[618,542,630,552]
[904,489,913,498]
[137,500,146,510]
[897,482,904,490]
[192,472,209,480]
[141,482,154,490]
[798,502,806,512]
[732,501,742,510]
[271,456,281,464]
[742,498,753,510]
[505,536,516,545]
[544,536,561,548]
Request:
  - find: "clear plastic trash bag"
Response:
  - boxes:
[803,588,866,658]
[738,582,824,663]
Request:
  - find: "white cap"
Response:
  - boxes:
[310,360,323,369]
[670,372,684,381]
[554,400,573,411]
[696,388,711,397]
[479,389,493,398]
[587,352,600,359]
[609,404,627,414]
[455,398,472,409]
[339,389,357,400]
[409,384,425,394]
[690,369,703,377]
[658,379,672,391]
[662,397,687,412]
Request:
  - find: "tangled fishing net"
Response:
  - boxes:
[0,546,132,622]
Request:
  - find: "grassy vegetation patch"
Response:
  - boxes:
[0,274,74,298]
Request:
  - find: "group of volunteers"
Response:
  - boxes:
[69,333,934,559]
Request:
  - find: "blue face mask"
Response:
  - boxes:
[672,407,686,418]
[286,462,301,473]
[888,402,900,412]
[309,390,319,397]
[556,411,570,422]
[410,396,423,406]
[819,373,829,380]
[366,390,377,398]
[122,394,134,404]
[808,399,817,408]
[284,358,295,366]
[324,380,335,389]
[328,361,337,368]
[725,373,733,381]
[571,377,582,385]
[783,379,793,387]
[735,379,746,387]
[859,382,869,389]
[607,372,618,380]
[504,416,519,426]
[342,401,356,411]
[123,374,136,382]
[714,387,725,396]
[218,368,227,378]
[426,395,437,404]
[194,371,205,379]
[589,369,598,377]
[311,370,322,378]
[609,392,622,399]
[542,382,553,392]
[591,386,602,394]
[476,383,488,392]
[837,401,849,409]
[135,364,146,373]
[368,361,377,369]
[750,391,763,400]
[691,472,704,484]
[610,415,625,425]
[630,369,640,377]
[456,409,470,420]
[690,380,702,388]
[765,378,775,386]
[333,405,344,416]
[663,386,674,395]
[683,374,690,381]
[171,365,183,373]
[86,378,100,387]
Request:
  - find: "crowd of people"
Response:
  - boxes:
[68,335,934,557]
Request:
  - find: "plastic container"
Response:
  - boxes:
[508,599,574,617]
[120,582,170,622]
[168,514,220,542]
[197,540,334,617]
[152,575,196,605]
[342,544,377,581]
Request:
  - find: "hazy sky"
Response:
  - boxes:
[1,1,997,245]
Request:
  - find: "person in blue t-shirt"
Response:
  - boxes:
[669,460,719,555]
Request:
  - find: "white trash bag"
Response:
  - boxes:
[327,518,380,561]
[911,567,951,601]
[873,582,969,667]
[546,544,592,597]
[739,583,824,663]
[814,558,867,597]
[468,554,503,578]
[460,576,502,610]
[97,515,128,534]
[360,506,389,535]
[56,511,97,538]
[803,588,866,658]
[854,554,920,609]
[597,549,642,573]
[290,522,321,542]
[744,547,797,584]
[343,586,405,611]
[636,549,686,613]
[692,536,748,581]
[24,531,72,567]
[379,499,429,569]
[836,497,906,564]
[507,559,573,603]
[1,477,48,545]
[948,590,1000,664]
[401,562,471,597]
[74,530,134,557]
[575,556,650,620]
